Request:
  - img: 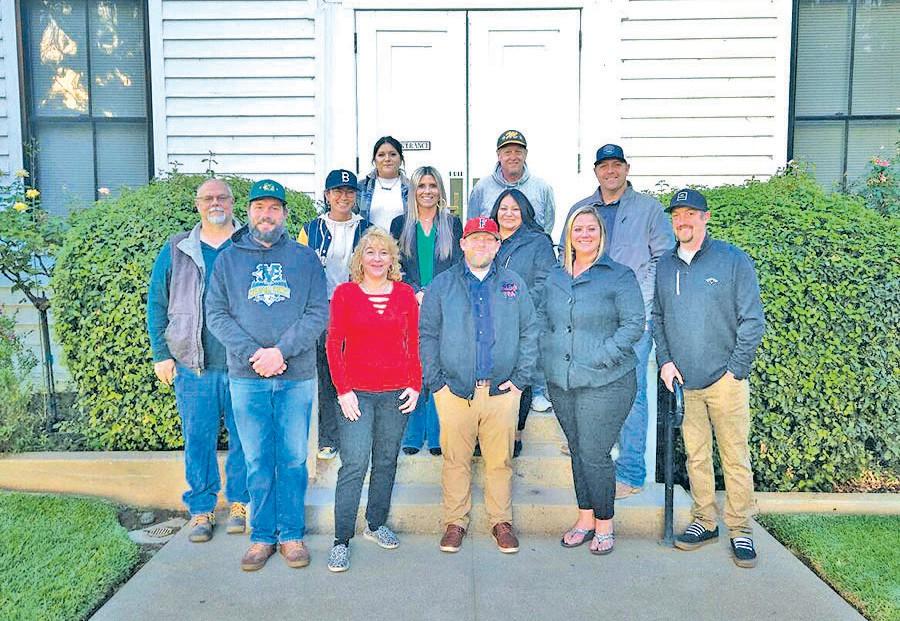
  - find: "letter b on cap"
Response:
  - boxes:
[342,171,350,183]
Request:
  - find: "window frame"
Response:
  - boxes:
[16,0,155,203]
[787,0,900,188]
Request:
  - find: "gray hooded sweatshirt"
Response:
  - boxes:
[467,163,556,234]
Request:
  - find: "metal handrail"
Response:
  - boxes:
[662,378,684,547]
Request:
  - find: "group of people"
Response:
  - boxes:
[146,130,765,574]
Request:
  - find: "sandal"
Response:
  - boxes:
[590,531,615,556]
[560,526,595,548]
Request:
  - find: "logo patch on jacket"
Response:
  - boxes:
[248,263,291,306]
[706,277,719,286]
[501,282,518,298]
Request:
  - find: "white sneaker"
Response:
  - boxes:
[531,394,552,412]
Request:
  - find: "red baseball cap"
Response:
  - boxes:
[463,216,500,239]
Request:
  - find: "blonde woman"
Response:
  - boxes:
[537,206,644,555]
[390,166,463,455]
[325,228,422,572]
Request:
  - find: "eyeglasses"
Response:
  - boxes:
[198,194,232,204]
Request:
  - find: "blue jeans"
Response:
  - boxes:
[401,391,439,450]
[615,326,652,488]
[229,377,314,544]
[334,390,408,544]
[173,366,248,515]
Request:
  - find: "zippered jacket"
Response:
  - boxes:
[562,184,674,319]
[357,170,410,221]
[495,225,558,299]
[298,214,371,265]
[389,214,464,293]
[651,236,765,390]
[205,226,328,380]
[538,256,644,390]
[419,261,538,398]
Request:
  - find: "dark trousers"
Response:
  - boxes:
[549,371,636,520]
[316,333,340,449]
[517,386,534,432]
[333,390,407,544]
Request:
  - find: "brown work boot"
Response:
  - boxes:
[240,543,276,571]
[491,522,520,554]
[439,524,466,553]
[279,540,311,568]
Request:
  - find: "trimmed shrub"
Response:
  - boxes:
[0,312,43,452]
[661,168,900,491]
[51,173,315,449]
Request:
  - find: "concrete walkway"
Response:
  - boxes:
[93,520,862,621]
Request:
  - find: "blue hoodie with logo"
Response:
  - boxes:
[205,225,328,381]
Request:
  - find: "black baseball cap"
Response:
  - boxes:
[666,188,709,213]
[325,169,358,191]
[497,130,527,150]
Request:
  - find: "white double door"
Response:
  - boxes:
[356,9,580,234]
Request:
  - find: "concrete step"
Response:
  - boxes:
[521,410,565,444]
[302,482,692,537]
[315,441,576,488]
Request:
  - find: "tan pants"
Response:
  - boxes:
[682,373,754,537]
[433,385,520,529]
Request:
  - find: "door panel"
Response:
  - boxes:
[355,11,468,214]
[467,10,581,235]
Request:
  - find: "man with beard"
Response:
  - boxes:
[652,188,765,568]
[147,178,250,543]
[420,216,539,554]
[206,179,329,571]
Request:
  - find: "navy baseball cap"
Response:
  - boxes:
[325,169,358,191]
[666,188,709,213]
[248,179,286,204]
[594,144,627,165]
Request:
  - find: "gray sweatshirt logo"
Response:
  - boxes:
[248,263,291,306]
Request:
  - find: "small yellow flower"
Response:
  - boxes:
[13,202,28,212]
[14,169,29,178]
[25,188,40,200]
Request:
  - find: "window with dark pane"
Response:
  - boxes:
[790,0,900,190]
[22,0,151,215]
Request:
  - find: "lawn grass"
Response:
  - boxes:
[758,514,900,621]
[0,492,139,621]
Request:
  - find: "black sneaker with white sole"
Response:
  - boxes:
[674,522,719,550]
[730,537,758,568]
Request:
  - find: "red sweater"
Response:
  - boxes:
[326,281,423,395]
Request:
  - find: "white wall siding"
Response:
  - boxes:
[0,0,24,180]
[614,0,792,190]
[150,0,318,193]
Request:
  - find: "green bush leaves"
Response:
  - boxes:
[51,174,314,450]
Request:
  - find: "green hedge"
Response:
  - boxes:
[51,174,315,449]
[662,168,900,491]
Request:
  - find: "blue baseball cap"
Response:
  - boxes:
[594,144,627,165]
[666,188,709,213]
[248,179,286,204]
[325,169,358,191]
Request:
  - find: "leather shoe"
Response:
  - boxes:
[492,522,519,554]
[439,524,466,553]
[279,540,310,568]
[240,543,275,571]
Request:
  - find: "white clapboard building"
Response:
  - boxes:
[0,0,898,379]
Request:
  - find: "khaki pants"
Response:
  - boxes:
[433,385,520,529]
[682,373,754,537]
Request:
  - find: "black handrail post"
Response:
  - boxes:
[662,379,684,547]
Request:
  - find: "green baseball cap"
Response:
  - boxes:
[248,179,286,204]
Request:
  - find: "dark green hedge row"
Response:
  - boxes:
[51,174,315,450]
[661,168,899,491]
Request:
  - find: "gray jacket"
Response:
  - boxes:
[419,261,539,398]
[538,257,645,390]
[467,163,555,234]
[495,225,558,299]
[561,184,674,319]
[156,220,240,370]
[652,236,766,390]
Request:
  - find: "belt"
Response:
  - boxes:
[475,379,491,387]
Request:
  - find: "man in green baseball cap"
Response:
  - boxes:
[248,179,287,205]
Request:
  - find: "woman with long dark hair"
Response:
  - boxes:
[539,205,644,555]
[390,166,463,455]
[489,189,557,457]
[358,136,409,231]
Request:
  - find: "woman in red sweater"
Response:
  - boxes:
[325,227,422,572]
